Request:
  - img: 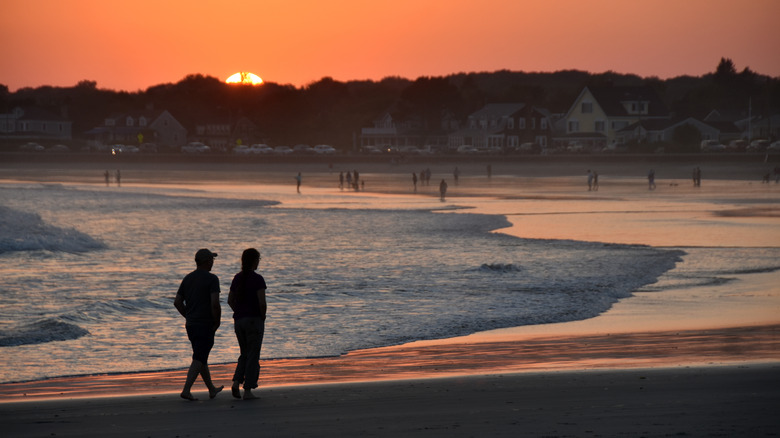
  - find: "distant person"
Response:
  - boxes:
[593,171,599,191]
[115,169,121,187]
[487,164,492,179]
[228,248,267,401]
[648,169,656,190]
[295,172,301,194]
[695,167,702,187]
[339,172,344,190]
[412,172,418,192]
[104,170,110,187]
[174,249,223,401]
[587,170,594,191]
[439,179,448,201]
[774,166,780,183]
[353,170,360,191]
[425,168,431,185]
[453,167,460,185]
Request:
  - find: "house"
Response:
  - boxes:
[741,114,780,140]
[191,116,262,152]
[617,117,721,145]
[557,86,671,150]
[85,110,187,150]
[360,108,452,151]
[0,106,72,140]
[448,103,553,151]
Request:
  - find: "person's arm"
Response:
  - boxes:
[174,294,186,318]
[257,288,267,320]
[227,288,236,311]
[211,292,221,331]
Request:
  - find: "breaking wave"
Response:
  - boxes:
[0,206,106,254]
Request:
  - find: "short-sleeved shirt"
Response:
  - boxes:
[230,271,267,320]
[177,269,220,324]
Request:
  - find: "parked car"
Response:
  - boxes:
[181,142,211,153]
[249,144,273,154]
[515,143,540,154]
[766,141,780,152]
[362,146,383,155]
[19,142,44,152]
[457,145,479,154]
[747,139,770,152]
[232,145,251,154]
[700,140,726,152]
[727,139,748,152]
[313,144,336,154]
[293,144,315,154]
[274,145,294,155]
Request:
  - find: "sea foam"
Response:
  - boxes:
[0,206,106,254]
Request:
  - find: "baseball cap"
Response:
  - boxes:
[194,248,218,262]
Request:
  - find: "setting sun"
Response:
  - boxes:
[226,72,264,85]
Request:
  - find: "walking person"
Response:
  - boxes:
[228,248,267,400]
[295,172,302,194]
[648,169,656,190]
[412,172,418,192]
[174,249,223,401]
[439,179,448,201]
[593,171,599,191]
[587,170,593,191]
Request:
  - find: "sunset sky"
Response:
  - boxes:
[2,0,779,92]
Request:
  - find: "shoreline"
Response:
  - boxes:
[1,158,778,402]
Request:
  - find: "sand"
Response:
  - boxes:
[1,156,779,436]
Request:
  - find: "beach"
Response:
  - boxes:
[1,156,779,436]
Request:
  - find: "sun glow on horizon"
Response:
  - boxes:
[226,72,264,85]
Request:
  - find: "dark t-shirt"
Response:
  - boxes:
[177,269,220,324]
[230,271,267,320]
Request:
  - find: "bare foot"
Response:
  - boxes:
[180,392,197,401]
[232,385,241,399]
[209,385,224,399]
[243,389,259,400]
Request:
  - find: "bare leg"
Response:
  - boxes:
[199,363,223,399]
[180,360,202,401]
[232,381,242,399]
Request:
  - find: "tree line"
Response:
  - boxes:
[1,58,778,149]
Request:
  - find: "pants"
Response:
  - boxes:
[232,317,265,389]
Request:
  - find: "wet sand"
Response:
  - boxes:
[1,157,779,436]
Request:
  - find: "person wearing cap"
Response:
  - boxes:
[174,248,223,401]
[227,248,267,400]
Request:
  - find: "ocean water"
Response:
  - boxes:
[0,182,777,383]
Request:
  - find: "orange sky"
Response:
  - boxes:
[2,0,779,92]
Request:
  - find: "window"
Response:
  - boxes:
[595,121,605,132]
[507,118,514,129]
[568,120,579,132]
[518,118,526,129]
[541,118,548,129]
[582,102,593,113]
[139,117,147,127]
[126,117,134,127]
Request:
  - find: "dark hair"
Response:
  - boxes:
[241,248,260,273]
